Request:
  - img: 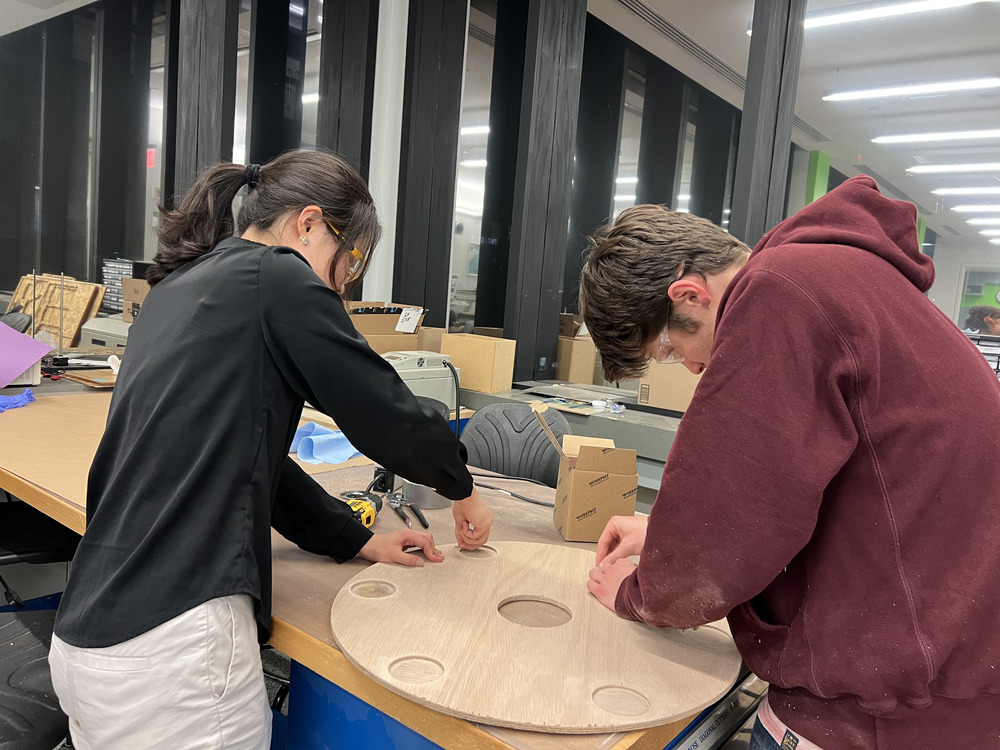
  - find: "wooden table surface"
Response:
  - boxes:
[0,392,699,750]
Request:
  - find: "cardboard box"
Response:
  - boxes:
[348,302,426,336]
[364,333,421,355]
[418,327,447,353]
[122,278,151,323]
[472,326,505,338]
[440,333,516,393]
[553,435,638,542]
[559,313,585,338]
[637,362,702,412]
[555,335,597,384]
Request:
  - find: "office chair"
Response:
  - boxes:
[460,403,571,488]
[0,609,71,749]
[0,498,80,609]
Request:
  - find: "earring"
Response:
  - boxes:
[300,236,309,245]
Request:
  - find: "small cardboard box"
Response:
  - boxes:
[417,326,447,353]
[440,333,516,393]
[122,278,151,323]
[559,313,585,338]
[348,302,426,336]
[364,333,420,355]
[637,362,702,412]
[553,435,638,542]
[555,335,597,384]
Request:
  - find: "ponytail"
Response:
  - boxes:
[147,163,247,287]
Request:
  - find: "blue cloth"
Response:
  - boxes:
[0,388,35,413]
[291,422,361,465]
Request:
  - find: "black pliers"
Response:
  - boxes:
[385,493,429,529]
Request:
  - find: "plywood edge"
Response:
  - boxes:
[609,717,695,750]
[0,469,87,534]
[269,617,511,750]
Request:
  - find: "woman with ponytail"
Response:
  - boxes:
[49,150,492,749]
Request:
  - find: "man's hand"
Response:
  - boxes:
[452,486,493,549]
[357,529,444,567]
[587,558,637,611]
[595,515,648,565]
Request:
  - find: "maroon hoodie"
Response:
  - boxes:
[616,176,1000,748]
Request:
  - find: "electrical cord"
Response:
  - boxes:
[473,481,555,508]
[469,471,547,487]
[444,360,462,436]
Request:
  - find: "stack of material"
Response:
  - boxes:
[6,275,105,348]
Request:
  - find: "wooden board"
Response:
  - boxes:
[331,541,741,734]
[8,275,105,348]
[60,370,117,389]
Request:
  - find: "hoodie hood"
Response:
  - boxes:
[754,175,935,292]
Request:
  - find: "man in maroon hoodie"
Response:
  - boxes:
[580,175,1000,749]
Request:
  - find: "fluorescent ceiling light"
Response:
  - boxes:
[907,163,1000,174]
[980,230,1000,236]
[968,218,1000,225]
[952,205,1000,212]
[806,0,995,29]
[460,159,488,168]
[615,195,637,202]
[992,239,1000,245]
[289,3,305,17]
[616,176,639,184]
[873,129,1000,144]
[933,187,1000,195]
[301,92,319,104]
[824,77,1000,101]
[677,194,691,200]
[460,125,490,136]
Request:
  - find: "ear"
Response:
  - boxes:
[293,205,325,238]
[667,277,712,312]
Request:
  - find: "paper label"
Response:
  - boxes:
[395,308,420,333]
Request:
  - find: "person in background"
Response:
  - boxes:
[964,304,1000,335]
[580,176,1000,750]
[49,150,494,749]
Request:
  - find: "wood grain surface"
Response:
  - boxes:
[331,541,741,734]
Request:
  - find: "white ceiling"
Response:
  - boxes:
[0,0,94,37]
[590,0,1000,246]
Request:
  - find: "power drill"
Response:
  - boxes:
[339,491,383,528]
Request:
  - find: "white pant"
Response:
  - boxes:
[49,594,271,750]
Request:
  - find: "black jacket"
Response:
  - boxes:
[55,238,471,647]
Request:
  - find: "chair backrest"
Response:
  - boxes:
[460,403,570,488]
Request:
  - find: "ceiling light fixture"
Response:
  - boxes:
[616,176,639,185]
[459,159,488,168]
[907,163,1000,174]
[968,218,1000,225]
[933,187,1000,195]
[301,92,319,104]
[460,125,490,136]
[952,205,1000,212]
[980,230,1000,236]
[991,239,1000,245]
[873,129,1000,144]
[824,77,1000,101]
[806,0,995,29]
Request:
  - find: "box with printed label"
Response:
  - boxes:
[348,302,426,336]
[122,278,151,323]
[553,435,637,542]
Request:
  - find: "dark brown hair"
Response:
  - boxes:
[965,305,1000,333]
[579,205,750,381]
[149,149,380,295]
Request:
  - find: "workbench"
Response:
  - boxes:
[0,389,742,749]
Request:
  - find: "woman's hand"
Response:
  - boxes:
[595,515,648,565]
[357,529,444,567]
[452,486,493,550]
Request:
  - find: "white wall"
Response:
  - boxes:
[927,237,1000,325]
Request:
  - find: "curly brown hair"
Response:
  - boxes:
[150,150,380,297]
[579,205,750,381]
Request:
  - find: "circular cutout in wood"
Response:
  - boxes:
[592,686,651,717]
[458,544,497,559]
[350,580,396,598]
[331,542,741,733]
[497,596,572,628]
[388,656,445,684]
